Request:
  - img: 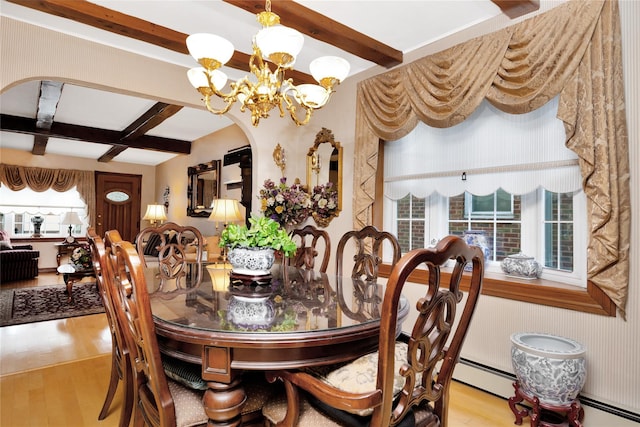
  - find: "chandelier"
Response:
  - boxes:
[186,0,350,127]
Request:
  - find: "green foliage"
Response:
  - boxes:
[219,215,297,258]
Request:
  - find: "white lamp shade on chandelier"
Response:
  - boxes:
[208,199,243,226]
[143,204,167,225]
[185,0,349,126]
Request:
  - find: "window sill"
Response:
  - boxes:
[378,264,616,317]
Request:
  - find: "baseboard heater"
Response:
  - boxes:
[458,358,640,423]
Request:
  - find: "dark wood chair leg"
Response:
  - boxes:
[98,349,120,420]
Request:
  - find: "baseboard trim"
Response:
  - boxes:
[457,358,640,424]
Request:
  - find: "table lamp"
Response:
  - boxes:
[61,211,83,243]
[208,199,243,260]
[143,204,167,226]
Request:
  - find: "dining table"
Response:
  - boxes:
[149,262,409,426]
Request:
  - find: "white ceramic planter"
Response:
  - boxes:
[227,247,275,276]
[511,332,586,406]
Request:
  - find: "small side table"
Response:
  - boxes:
[56,264,96,302]
[55,242,84,273]
[508,381,584,427]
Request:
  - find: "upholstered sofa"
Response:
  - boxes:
[0,231,40,283]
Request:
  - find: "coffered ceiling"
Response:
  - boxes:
[0,0,543,166]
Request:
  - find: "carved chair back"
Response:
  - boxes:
[372,235,484,426]
[336,225,401,281]
[266,235,484,427]
[135,222,204,295]
[87,227,133,427]
[291,225,331,272]
[104,229,177,427]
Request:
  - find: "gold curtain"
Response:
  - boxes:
[0,164,96,225]
[354,0,630,316]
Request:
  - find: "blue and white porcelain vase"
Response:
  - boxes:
[511,332,587,406]
[462,230,490,270]
[501,253,542,279]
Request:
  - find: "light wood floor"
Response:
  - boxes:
[1,272,518,427]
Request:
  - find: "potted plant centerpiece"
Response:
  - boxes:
[220,215,297,276]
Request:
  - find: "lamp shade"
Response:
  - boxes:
[143,204,167,223]
[208,199,243,225]
[61,211,82,225]
[310,56,350,84]
[255,25,303,67]
[295,84,330,108]
[186,33,235,67]
[187,67,228,91]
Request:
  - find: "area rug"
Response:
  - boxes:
[0,282,104,326]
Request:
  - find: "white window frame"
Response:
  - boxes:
[384,188,587,287]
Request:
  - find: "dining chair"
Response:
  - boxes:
[135,222,204,295]
[291,225,331,272]
[105,229,276,427]
[87,227,133,427]
[263,235,485,427]
[336,225,401,281]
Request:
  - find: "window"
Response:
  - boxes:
[464,189,514,219]
[0,187,87,238]
[383,97,587,287]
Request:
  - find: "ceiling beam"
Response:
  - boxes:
[6,0,315,85]
[97,145,129,163]
[32,80,64,155]
[223,0,403,68]
[120,103,183,141]
[491,0,540,19]
[0,114,191,155]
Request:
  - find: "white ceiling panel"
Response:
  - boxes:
[55,84,158,131]
[113,147,178,166]
[44,138,110,159]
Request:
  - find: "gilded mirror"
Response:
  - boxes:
[307,128,342,227]
[187,160,221,217]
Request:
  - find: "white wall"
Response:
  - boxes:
[1,2,638,423]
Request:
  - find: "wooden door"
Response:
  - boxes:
[95,172,142,241]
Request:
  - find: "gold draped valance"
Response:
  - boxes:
[354,0,630,316]
[0,163,96,225]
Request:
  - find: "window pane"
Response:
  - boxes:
[496,222,522,261]
[545,191,558,221]
[411,221,425,250]
[449,194,465,220]
[397,195,410,219]
[544,222,558,268]
[397,220,410,253]
[560,223,574,271]
[560,193,573,221]
[411,196,425,218]
[472,194,494,213]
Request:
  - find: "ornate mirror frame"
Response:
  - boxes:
[187,160,221,217]
[307,128,342,227]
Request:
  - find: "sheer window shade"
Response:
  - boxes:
[384,97,581,199]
